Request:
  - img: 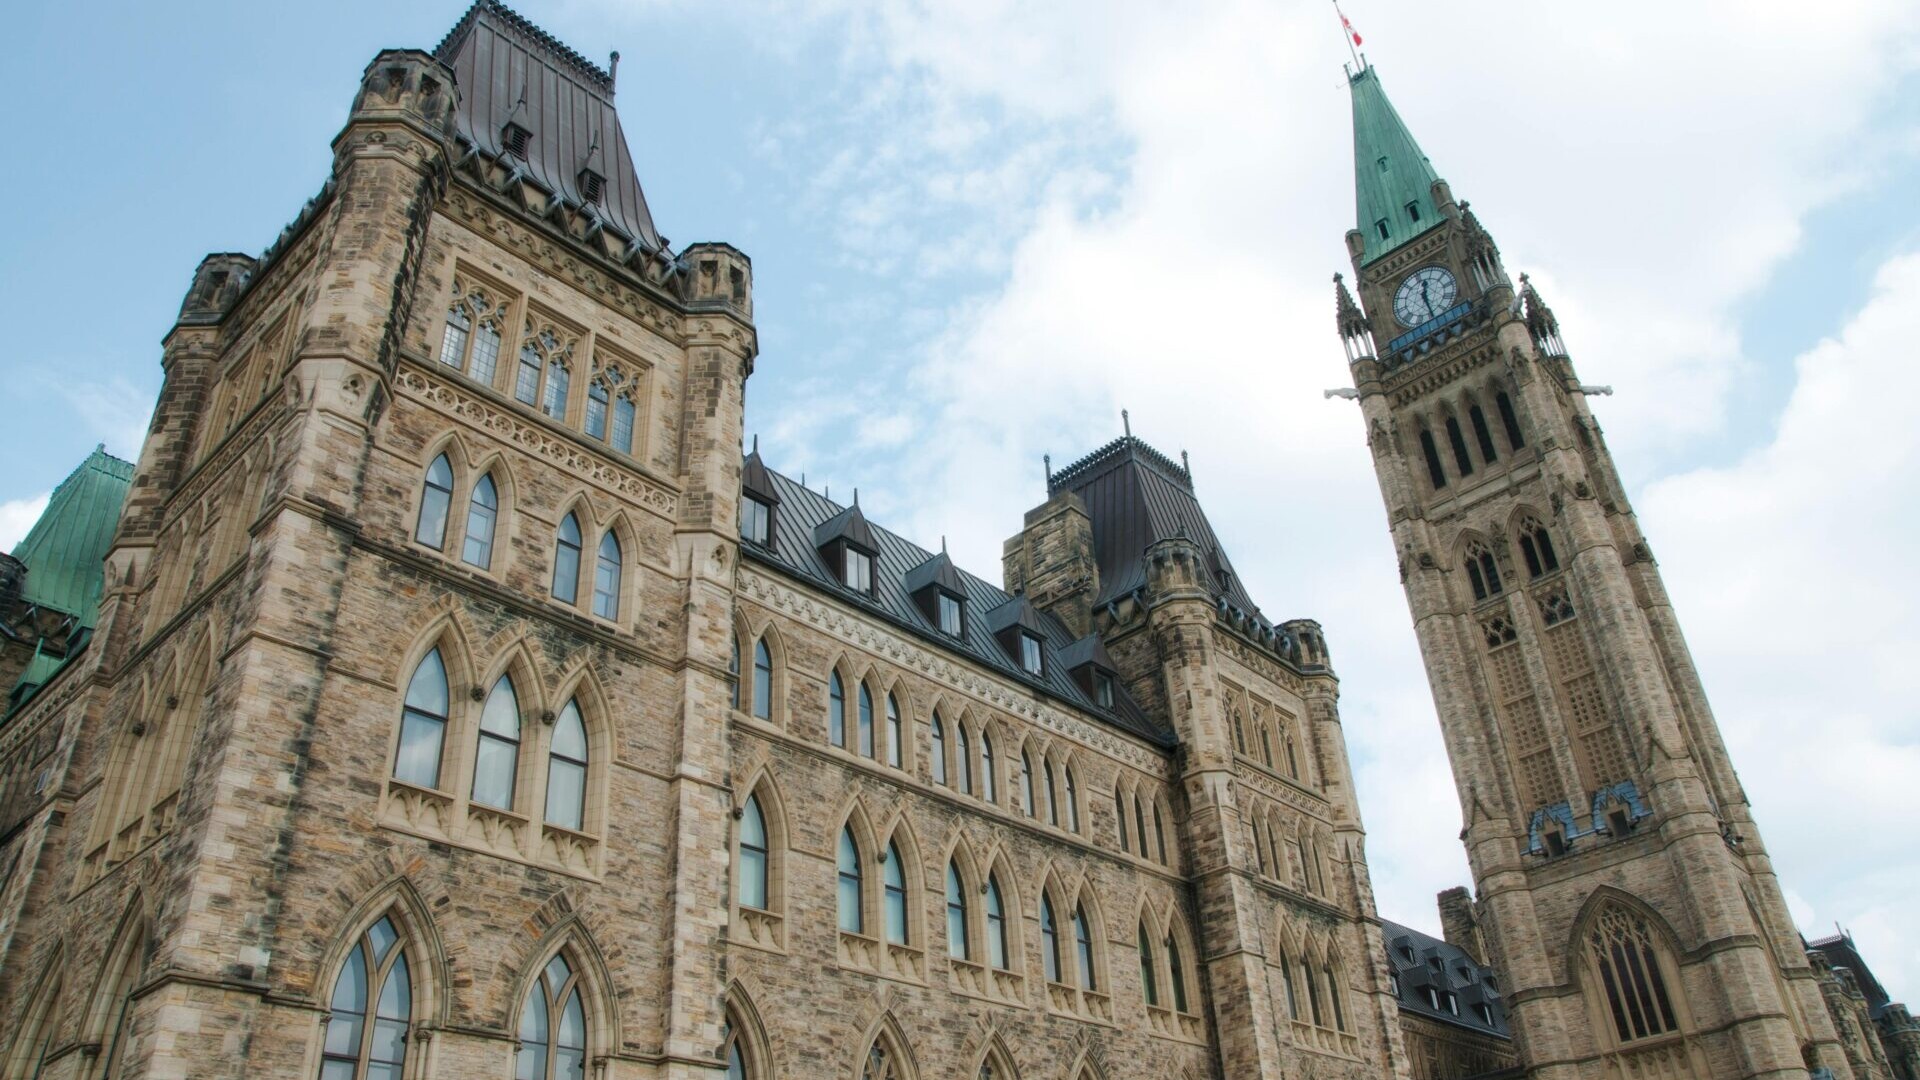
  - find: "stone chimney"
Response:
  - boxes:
[1438,886,1485,965]
[1003,490,1098,639]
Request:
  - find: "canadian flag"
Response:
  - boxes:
[1341,12,1363,46]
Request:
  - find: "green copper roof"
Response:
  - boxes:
[1350,65,1444,264]
[11,445,133,628]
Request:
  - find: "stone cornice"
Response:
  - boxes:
[1385,337,1501,406]
[737,568,1174,777]
[394,362,679,519]
[1212,633,1306,696]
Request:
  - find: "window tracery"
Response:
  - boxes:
[1585,904,1682,1044]
[516,951,586,1080]
[320,916,410,1080]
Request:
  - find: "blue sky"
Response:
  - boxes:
[4,0,1918,1000]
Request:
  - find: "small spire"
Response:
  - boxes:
[751,433,759,454]
[1181,449,1190,477]
[1043,453,1052,487]
[1121,409,1132,439]
[852,487,860,507]
[609,50,620,90]
[941,535,949,554]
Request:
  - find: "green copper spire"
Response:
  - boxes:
[1349,65,1443,264]
[11,445,133,629]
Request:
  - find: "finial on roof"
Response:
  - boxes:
[1044,453,1052,486]
[1181,449,1190,476]
[1122,409,1132,439]
[941,535,948,554]
[853,487,860,507]
[609,50,620,90]
[751,433,759,454]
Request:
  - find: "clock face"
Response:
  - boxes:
[1393,266,1459,327]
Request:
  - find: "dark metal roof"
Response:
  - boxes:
[985,595,1048,637]
[1382,919,1511,1038]
[435,1,662,250]
[1055,634,1117,675]
[903,550,964,596]
[741,448,780,504]
[1809,933,1895,1019]
[1047,435,1269,624]
[813,502,877,552]
[742,460,1173,748]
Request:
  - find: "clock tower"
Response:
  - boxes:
[1334,63,1856,1080]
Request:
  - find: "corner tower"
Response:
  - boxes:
[1334,63,1853,1080]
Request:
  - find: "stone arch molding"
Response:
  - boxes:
[304,866,455,1028]
[497,895,626,1056]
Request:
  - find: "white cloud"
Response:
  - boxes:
[782,0,1920,1002]
[1640,250,1920,993]
[0,493,51,553]
[592,0,1920,999]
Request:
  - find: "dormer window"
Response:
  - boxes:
[1019,632,1044,676]
[739,493,772,547]
[907,550,966,638]
[813,499,877,599]
[1094,670,1114,709]
[1406,200,1422,223]
[1375,219,1390,241]
[844,547,873,594]
[502,122,532,159]
[1474,1002,1494,1025]
[578,169,606,204]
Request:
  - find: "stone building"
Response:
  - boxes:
[0,5,1895,1080]
[1332,58,1871,1080]
[1805,933,1920,1080]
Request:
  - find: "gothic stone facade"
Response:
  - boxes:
[0,6,1417,1080]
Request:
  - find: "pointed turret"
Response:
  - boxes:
[1348,65,1445,264]
[1334,272,1375,361]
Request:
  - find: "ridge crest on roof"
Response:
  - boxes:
[436,0,615,95]
[1048,435,1192,496]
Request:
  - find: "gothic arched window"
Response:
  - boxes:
[1445,415,1475,476]
[462,473,499,568]
[1168,932,1190,1014]
[585,380,610,442]
[1064,766,1081,832]
[1073,903,1097,990]
[1496,391,1526,450]
[837,826,864,934]
[545,698,588,831]
[830,672,847,748]
[730,637,741,711]
[395,648,449,789]
[882,841,909,946]
[886,693,903,768]
[986,875,1009,971]
[1116,785,1130,853]
[1464,541,1503,602]
[946,861,970,961]
[471,673,521,810]
[1040,894,1062,984]
[1586,904,1681,1044]
[416,454,454,549]
[1045,758,1060,826]
[516,952,586,1080]
[1138,923,1160,1008]
[857,682,875,759]
[552,513,582,604]
[1134,797,1149,861]
[1021,751,1036,817]
[591,532,621,619]
[1419,428,1448,489]
[1469,403,1499,463]
[751,639,773,721]
[955,722,973,794]
[1519,518,1561,578]
[738,793,769,910]
[541,357,571,421]
[1279,948,1300,1019]
[321,917,411,1080]
[980,733,996,803]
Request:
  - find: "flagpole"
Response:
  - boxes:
[1332,0,1364,73]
